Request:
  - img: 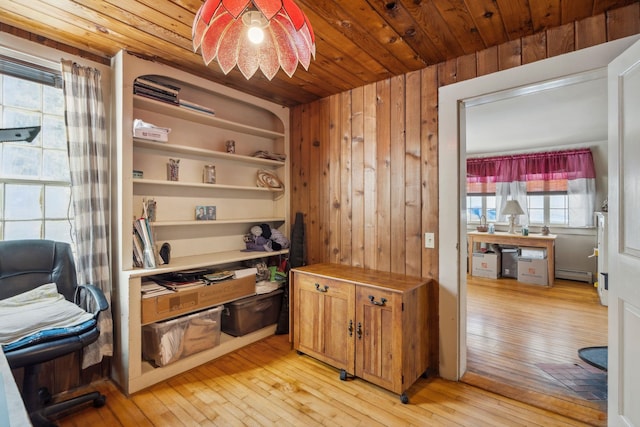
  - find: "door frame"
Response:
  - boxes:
[437,35,640,381]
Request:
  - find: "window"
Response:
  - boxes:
[0,66,73,242]
[467,149,595,227]
[467,192,569,226]
[467,194,496,222]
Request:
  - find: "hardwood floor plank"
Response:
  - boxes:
[55,333,588,427]
[463,275,608,426]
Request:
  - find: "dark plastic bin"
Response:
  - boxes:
[501,247,519,278]
[221,289,283,336]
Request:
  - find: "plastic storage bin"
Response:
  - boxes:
[221,289,283,336]
[142,305,223,366]
[501,247,519,278]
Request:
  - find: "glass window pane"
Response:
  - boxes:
[486,196,496,221]
[3,76,41,110]
[529,209,544,224]
[45,185,72,218]
[42,114,66,149]
[43,86,64,115]
[5,184,42,220]
[550,195,567,209]
[4,221,41,240]
[45,219,73,243]
[0,184,3,220]
[528,195,544,209]
[550,209,567,224]
[467,196,482,221]
[1,145,42,178]
[42,149,70,181]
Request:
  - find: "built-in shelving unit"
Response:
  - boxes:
[111,50,290,395]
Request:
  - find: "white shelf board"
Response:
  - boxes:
[133,139,285,167]
[125,249,289,278]
[132,178,284,193]
[134,95,285,139]
[149,217,286,227]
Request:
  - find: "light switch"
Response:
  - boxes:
[425,232,435,249]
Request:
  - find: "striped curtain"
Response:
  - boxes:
[61,60,113,368]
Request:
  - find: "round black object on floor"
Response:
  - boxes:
[578,346,608,371]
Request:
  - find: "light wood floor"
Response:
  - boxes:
[463,275,608,426]
[55,332,592,427]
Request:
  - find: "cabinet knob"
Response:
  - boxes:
[356,322,362,340]
[315,283,329,293]
[348,320,353,337]
[368,295,387,306]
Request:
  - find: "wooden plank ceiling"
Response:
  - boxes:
[0,0,637,107]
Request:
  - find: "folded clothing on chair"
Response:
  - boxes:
[0,282,94,349]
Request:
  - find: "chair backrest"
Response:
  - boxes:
[0,239,78,302]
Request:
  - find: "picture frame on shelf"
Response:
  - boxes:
[195,205,216,220]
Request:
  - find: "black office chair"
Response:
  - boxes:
[0,239,108,427]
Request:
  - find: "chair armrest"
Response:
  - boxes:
[75,284,109,317]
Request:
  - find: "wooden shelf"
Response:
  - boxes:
[133,139,285,168]
[134,95,285,139]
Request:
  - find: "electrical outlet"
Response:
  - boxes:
[424,232,435,249]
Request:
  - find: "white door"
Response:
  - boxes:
[608,39,640,426]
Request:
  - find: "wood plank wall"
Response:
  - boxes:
[290,3,640,373]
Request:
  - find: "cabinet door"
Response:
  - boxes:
[293,273,355,372]
[355,286,403,393]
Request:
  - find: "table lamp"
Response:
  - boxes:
[502,200,524,234]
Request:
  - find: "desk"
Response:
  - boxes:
[468,231,557,286]
[0,350,32,426]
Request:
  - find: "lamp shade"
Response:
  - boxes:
[192,0,316,80]
[501,200,525,216]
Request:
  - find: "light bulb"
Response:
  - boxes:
[248,26,264,44]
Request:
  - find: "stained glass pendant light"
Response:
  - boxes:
[193,0,316,80]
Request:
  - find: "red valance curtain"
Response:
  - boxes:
[467,148,596,183]
[467,148,596,227]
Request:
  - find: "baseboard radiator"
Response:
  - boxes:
[555,268,593,283]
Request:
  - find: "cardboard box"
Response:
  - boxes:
[141,274,255,324]
[142,305,223,366]
[133,127,169,142]
[517,257,548,285]
[472,252,501,279]
[520,247,547,259]
[221,289,283,336]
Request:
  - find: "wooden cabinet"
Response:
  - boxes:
[110,50,289,395]
[291,263,430,403]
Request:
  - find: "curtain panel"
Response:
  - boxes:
[61,60,113,368]
[467,149,596,227]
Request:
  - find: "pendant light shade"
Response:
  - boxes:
[193,0,316,80]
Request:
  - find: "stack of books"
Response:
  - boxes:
[133,76,180,105]
[141,279,175,298]
[159,280,205,292]
[133,217,156,269]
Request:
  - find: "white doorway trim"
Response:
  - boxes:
[437,35,640,381]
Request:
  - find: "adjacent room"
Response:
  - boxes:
[1,2,639,427]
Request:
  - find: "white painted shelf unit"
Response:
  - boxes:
[111,50,290,394]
